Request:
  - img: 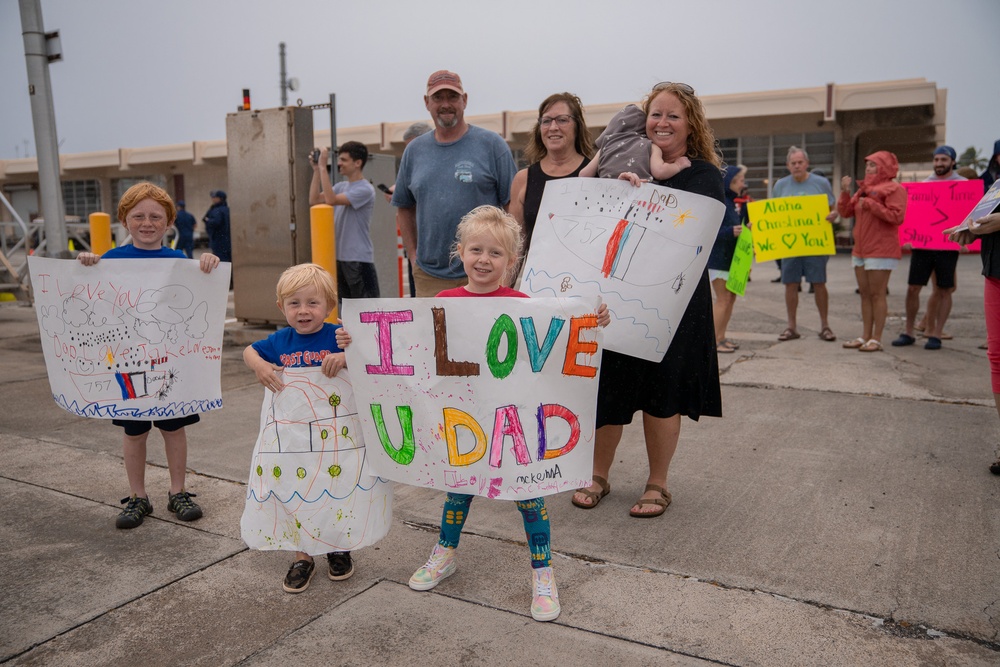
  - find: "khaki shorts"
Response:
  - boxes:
[412,264,467,297]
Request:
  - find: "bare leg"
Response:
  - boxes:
[161,427,189,495]
[784,283,799,333]
[631,414,681,515]
[854,266,873,340]
[813,282,830,330]
[123,432,150,498]
[571,424,623,506]
[927,286,954,339]
[712,278,736,343]
[867,269,892,342]
[904,285,921,336]
[295,551,313,562]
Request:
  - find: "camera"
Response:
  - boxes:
[309,148,320,164]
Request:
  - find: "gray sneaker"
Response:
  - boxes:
[116,495,153,529]
[167,490,203,521]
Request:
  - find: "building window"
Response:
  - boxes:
[111,176,167,204]
[718,132,835,200]
[61,180,100,219]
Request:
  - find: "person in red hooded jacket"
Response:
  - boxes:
[837,151,907,352]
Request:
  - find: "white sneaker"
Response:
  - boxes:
[531,566,560,621]
[408,544,456,591]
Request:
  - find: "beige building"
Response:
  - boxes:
[0,77,944,230]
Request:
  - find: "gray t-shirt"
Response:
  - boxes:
[333,179,376,263]
[595,104,652,180]
[771,172,835,207]
[392,125,517,279]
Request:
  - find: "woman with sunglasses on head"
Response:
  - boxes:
[509,93,595,282]
[571,82,724,518]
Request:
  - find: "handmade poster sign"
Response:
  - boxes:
[341,297,602,501]
[241,368,392,555]
[27,256,230,419]
[746,194,836,263]
[900,180,982,251]
[519,177,724,362]
[953,179,1000,234]
[726,225,753,297]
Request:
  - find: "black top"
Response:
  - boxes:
[597,159,725,425]
[522,159,587,257]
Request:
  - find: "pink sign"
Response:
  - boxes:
[899,180,983,251]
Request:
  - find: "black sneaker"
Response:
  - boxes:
[327,551,354,581]
[990,457,1000,475]
[116,495,152,529]
[167,490,203,521]
[283,559,316,593]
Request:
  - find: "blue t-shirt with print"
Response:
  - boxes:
[251,322,343,368]
[102,245,187,260]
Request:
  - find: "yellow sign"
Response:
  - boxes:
[746,195,836,263]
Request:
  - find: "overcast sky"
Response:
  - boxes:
[2,0,998,162]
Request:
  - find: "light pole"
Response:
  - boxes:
[279,42,299,107]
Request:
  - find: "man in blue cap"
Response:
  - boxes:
[892,146,966,350]
[203,190,231,264]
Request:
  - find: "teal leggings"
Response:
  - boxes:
[438,493,551,569]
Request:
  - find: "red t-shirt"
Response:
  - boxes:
[436,286,528,298]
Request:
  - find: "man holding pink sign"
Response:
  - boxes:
[893,146,977,350]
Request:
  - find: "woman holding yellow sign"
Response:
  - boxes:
[837,151,907,352]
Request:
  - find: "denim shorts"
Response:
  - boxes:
[851,256,898,271]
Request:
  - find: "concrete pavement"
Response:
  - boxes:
[1,253,998,666]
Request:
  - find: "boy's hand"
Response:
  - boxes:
[199,252,221,273]
[321,351,346,378]
[253,362,285,393]
[77,252,100,266]
[596,302,611,328]
[335,326,352,349]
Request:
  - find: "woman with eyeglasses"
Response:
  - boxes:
[571,82,724,518]
[509,93,595,280]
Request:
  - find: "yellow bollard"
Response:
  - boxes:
[310,204,338,322]
[89,212,113,256]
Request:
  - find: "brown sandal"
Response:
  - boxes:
[629,484,672,518]
[571,475,610,509]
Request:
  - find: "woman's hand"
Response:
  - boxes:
[617,172,645,188]
[732,226,742,237]
[971,212,1000,236]
[335,325,352,349]
[77,252,100,266]
[199,252,220,273]
[840,176,852,192]
[943,223,976,246]
[321,351,347,378]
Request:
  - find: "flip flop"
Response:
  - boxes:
[818,327,836,342]
[778,328,800,341]
[843,337,865,349]
[859,339,883,352]
[716,340,737,353]
[723,338,741,349]
[629,484,672,518]
[571,475,610,509]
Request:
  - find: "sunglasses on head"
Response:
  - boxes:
[654,81,695,95]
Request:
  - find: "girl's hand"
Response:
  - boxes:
[596,302,611,328]
[335,326,352,349]
[321,351,346,378]
[78,252,100,266]
[617,172,645,187]
[199,252,220,273]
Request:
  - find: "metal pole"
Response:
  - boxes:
[19,0,67,257]
[279,42,287,107]
[329,93,338,182]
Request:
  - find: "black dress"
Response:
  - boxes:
[522,159,587,258]
[596,159,724,426]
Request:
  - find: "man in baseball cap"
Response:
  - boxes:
[892,145,966,350]
[390,70,517,296]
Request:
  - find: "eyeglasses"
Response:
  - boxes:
[654,81,695,95]
[539,115,574,127]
